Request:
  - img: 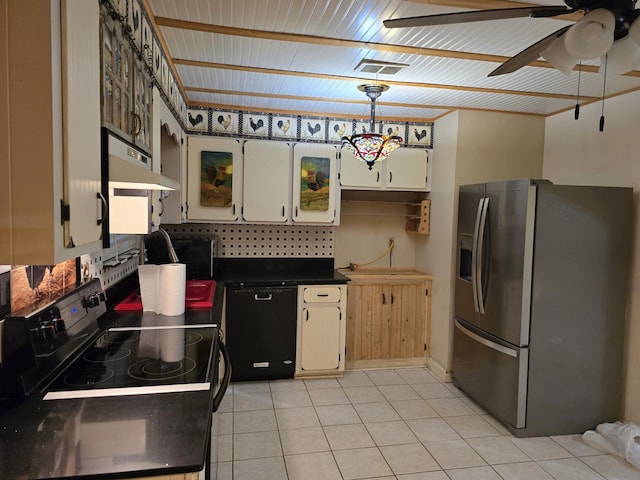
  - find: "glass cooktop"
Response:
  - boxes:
[44,324,218,399]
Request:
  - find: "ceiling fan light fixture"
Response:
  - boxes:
[341,84,403,170]
[602,35,640,75]
[541,36,577,75]
[564,8,615,60]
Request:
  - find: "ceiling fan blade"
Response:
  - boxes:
[488,25,572,76]
[383,6,572,29]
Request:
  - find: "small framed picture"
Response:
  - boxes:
[408,123,433,147]
[242,113,269,137]
[153,36,161,79]
[212,111,239,135]
[128,0,142,50]
[300,117,326,141]
[271,115,297,139]
[187,108,208,132]
[382,122,405,143]
[327,120,350,143]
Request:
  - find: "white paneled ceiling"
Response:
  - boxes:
[145,0,640,121]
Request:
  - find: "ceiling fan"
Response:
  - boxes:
[384,1,640,76]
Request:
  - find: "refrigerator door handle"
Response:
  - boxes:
[476,198,489,314]
[471,198,484,312]
[455,319,517,358]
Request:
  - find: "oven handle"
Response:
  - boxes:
[212,336,231,412]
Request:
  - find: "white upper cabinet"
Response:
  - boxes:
[385,148,430,190]
[242,140,291,223]
[292,143,338,224]
[1,0,103,264]
[187,136,243,222]
[339,148,384,188]
[339,147,431,191]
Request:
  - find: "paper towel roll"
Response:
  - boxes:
[158,263,186,316]
[138,263,186,316]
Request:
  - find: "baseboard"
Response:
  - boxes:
[345,357,427,371]
[426,357,452,382]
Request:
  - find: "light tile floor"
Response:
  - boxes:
[211,367,639,480]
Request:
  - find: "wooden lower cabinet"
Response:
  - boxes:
[344,270,432,369]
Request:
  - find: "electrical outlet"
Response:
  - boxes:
[388,237,395,248]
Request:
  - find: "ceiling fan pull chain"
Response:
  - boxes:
[600,55,608,132]
[574,62,582,120]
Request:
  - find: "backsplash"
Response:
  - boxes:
[164,224,334,257]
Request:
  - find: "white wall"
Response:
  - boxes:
[334,202,416,269]
[543,91,640,424]
[416,110,545,379]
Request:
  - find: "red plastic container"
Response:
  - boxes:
[115,280,216,311]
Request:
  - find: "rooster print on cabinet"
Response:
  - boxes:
[200,151,234,208]
[272,116,296,139]
[300,118,325,141]
[243,114,268,137]
[299,156,330,211]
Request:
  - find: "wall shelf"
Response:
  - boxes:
[406,199,430,234]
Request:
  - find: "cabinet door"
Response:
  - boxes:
[385,148,429,190]
[100,13,132,140]
[242,140,290,223]
[394,283,427,358]
[347,281,428,362]
[346,283,386,361]
[301,306,341,371]
[62,0,103,249]
[339,147,383,188]
[292,143,337,224]
[187,136,242,222]
[132,58,152,152]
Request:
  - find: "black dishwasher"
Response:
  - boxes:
[225,285,298,381]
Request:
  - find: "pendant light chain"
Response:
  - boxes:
[574,61,582,120]
[600,55,608,132]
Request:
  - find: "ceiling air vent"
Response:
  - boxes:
[355,58,408,75]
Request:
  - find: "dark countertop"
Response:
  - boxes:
[214,257,350,286]
[0,391,212,479]
[0,282,226,480]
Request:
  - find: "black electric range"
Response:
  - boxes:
[1,278,228,404]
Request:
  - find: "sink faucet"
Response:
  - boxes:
[157,227,179,263]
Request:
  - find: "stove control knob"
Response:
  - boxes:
[39,323,56,341]
[83,292,104,309]
[53,318,66,334]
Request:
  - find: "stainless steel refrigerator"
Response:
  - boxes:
[453,178,632,437]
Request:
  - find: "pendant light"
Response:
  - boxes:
[341,84,403,170]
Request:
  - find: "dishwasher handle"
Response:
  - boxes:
[254,293,273,301]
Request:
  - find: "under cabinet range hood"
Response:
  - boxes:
[101,129,179,245]
[105,130,179,191]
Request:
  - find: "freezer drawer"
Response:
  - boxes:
[452,319,528,429]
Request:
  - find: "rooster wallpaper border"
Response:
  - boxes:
[183,106,434,149]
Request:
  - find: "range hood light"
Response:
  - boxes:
[108,155,179,191]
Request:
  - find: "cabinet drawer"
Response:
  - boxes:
[303,287,341,303]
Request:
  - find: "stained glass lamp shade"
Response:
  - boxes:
[341,84,403,170]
